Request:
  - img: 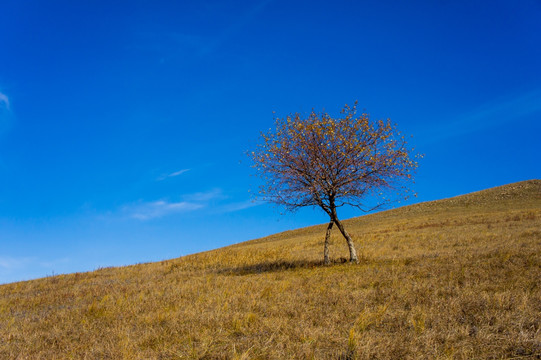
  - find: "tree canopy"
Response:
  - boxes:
[250,103,420,263]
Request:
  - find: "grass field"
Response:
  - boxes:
[1,180,540,359]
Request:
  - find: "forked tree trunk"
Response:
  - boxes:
[333,217,359,263]
[325,202,359,264]
[323,220,334,265]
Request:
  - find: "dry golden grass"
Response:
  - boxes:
[1,180,540,359]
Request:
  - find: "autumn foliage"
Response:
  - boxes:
[251,103,419,263]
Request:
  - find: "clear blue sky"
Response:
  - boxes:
[1,0,540,284]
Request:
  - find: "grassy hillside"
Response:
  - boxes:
[1,180,540,359]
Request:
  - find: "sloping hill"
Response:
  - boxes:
[1,180,540,359]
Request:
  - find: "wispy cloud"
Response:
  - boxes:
[0,256,32,284]
[169,169,190,177]
[0,92,9,110]
[0,256,29,270]
[0,256,73,284]
[157,168,190,181]
[122,189,225,220]
[123,200,204,220]
[183,188,225,202]
[0,90,14,134]
[116,187,260,220]
[217,199,262,213]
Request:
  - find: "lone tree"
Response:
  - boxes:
[250,102,419,264]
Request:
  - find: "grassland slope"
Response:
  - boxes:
[1,180,540,359]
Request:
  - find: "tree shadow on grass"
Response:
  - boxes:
[217,258,353,276]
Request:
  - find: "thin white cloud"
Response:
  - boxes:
[0,92,9,110]
[0,256,73,284]
[0,256,31,284]
[0,91,14,134]
[124,200,204,220]
[157,168,190,181]
[169,169,190,177]
[183,188,224,202]
[0,256,31,270]
[218,199,262,213]
[118,189,259,220]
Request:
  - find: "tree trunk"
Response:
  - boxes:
[323,220,334,265]
[333,217,359,263]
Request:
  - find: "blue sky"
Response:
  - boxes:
[1,0,540,284]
